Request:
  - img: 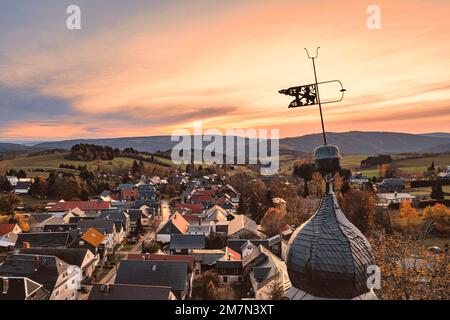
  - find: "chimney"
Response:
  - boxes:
[23,242,31,249]
[2,278,9,294]
[34,256,40,271]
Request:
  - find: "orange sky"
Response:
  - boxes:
[0,0,449,140]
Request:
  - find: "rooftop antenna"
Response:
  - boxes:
[279,48,347,146]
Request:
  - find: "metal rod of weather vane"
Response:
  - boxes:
[311,57,328,145]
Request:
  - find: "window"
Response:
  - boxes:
[223,277,228,283]
[65,284,68,290]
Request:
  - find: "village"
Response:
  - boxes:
[0,149,448,300]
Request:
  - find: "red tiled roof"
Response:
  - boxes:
[174,202,204,214]
[191,195,213,202]
[183,215,201,223]
[47,201,111,212]
[0,224,17,236]
[225,247,241,261]
[127,254,194,273]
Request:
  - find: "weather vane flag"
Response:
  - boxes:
[279,48,346,145]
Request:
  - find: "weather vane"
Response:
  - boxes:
[279,47,346,145]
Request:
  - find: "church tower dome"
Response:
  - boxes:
[287,145,376,299]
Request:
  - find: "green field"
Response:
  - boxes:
[1,152,174,176]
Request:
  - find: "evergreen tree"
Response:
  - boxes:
[0,176,13,193]
[430,179,445,200]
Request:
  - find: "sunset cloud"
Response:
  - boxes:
[0,0,449,140]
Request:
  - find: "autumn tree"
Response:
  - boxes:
[293,161,316,197]
[0,194,23,215]
[340,189,376,234]
[371,232,448,300]
[422,204,450,237]
[142,240,161,254]
[261,208,286,237]
[14,213,30,232]
[399,201,420,236]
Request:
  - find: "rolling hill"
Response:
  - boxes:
[2,131,450,156]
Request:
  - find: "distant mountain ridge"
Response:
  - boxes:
[1,132,450,156]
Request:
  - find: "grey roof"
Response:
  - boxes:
[0,277,46,300]
[215,260,243,269]
[99,210,127,231]
[0,254,70,293]
[117,183,134,190]
[115,260,189,292]
[77,219,115,234]
[43,224,78,233]
[88,284,174,300]
[287,192,375,299]
[19,248,89,268]
[227,236,281,254]
[28,214,53,225]
[15,232,71,249]
[169,234,205,250]
[127,209,142,222]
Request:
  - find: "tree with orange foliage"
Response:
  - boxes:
[371,232,448,300]
[399,200,420,236]
[261,208,286,237]
[422,204,450,237]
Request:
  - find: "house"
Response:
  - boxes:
[127,254,195,275]
[169,234,206,255]
[131,200,160,215]
[43,223,78,233]
[19,247,98,280]
[376,178,405,193]
[0,254,81,300]
[0,277,49,300]
[242,245,291,300]
[137,185,157,200]
[6,176,18,187]
[14,181,31,194]
[15,232,73,249]
[0,237,16,253]
[115,260,192,300]
[46,201,111,215]
[217,184,240,203]
[376,192,416,208]
[117,184,139,201]
[61,208,86,223]
[204,205,231,222]
[99,209,131,234]
[227,235,282,258]
[29,215,65,233]
[0,224,22,239]
[272,197,287,215]
[350,173,370,185]
[216,248,243,285]
[190,249,226,274]
[77,220,120,250]
[88,284,177,300]
[227,215,267,240]
[156,212,189,243]
[174,202,204,215]
[71,228,107,262]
